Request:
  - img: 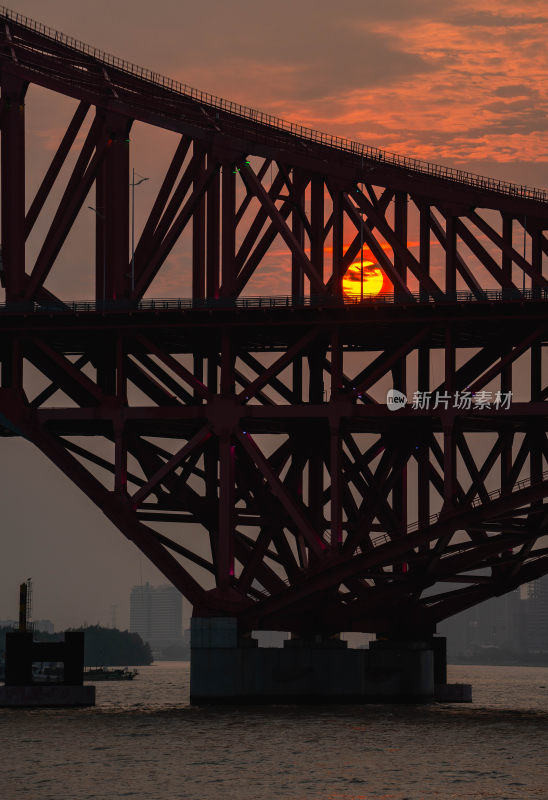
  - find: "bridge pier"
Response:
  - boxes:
[190,619,470,704]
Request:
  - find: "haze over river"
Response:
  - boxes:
[1,662,547,799]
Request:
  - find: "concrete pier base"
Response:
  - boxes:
[434,683,473,703]
[190,619,469,704]
[1,629,95,707]
[0,685,95,707]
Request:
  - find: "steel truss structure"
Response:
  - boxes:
[0,8,547,637]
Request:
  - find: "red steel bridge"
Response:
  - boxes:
[1,7,547,641]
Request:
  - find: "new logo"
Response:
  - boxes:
[386,389,407,411]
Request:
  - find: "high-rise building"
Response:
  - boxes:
[129,583,183,651]
[439,589,521,660]
[521,576,548,652]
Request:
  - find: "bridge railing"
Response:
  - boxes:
[0,288,547,315]
[249,461,548,590]
[2,6,547,205]
[388,467,548,543]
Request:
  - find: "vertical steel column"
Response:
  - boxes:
[192,148,206,300]
[308,348,325,536]
[114,423,127,492]
[391,171,407,531]
[221,164,236,297]
[292,169,305,300]
[330,328,342,549]
[394,192,407,298]
[115,335,127,403]
[531,223,543,297]
[206,163,220,298]
[417,338,430,536]
[103,120,131,300]
[419,203,430,302]
[390,358,407,533]
[329,424,342,549]
[332,188,344,297]
[502,215,513,286]
[218,433,235,587]
[310,175,324,286]
[442,327,456,510]
[95,159,106,304]
[193,147,207,388]
[205,351,218,521]
[1,338,22,389]
[500,361,513,495]
[417,202,432,542]
[218,333,235,586]
[541,226,548,281]
[292,169,305,400]
[530,338,542,510]
[445,215,457,298]
[1,76,27,300]
[500,212,513,491]
[96,334,116,395]
[93,130,116,387]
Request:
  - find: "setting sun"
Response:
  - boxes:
[342,260,385,299]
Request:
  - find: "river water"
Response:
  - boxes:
[1,663,547,799]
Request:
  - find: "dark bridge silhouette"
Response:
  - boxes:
[1,6,547,667]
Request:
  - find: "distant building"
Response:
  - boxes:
[0,619,54,633]
[439,589,521,660]
[33,619,55,633]
[520,575,548,652]
[129,583,183,652]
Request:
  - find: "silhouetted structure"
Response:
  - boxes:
[0,587,94,706]
[0,8,547,700]
[4,630,84,686]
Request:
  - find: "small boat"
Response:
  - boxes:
[32,663,65,683]
[84,666,138,681]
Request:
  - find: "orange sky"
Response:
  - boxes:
[20,0,547,177]
[12,0,547,301]
[2,0,547,626]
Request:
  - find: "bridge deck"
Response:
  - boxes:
[0,288,547,315]
[0,296,546,353]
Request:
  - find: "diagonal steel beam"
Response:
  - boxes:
[0,391,210,608]
[469,211,548,287]
[355,192,443,296]
[25,100,90,238]
[134,160,217,298]
[25,113,109,299]
[236,429,327,558]
[237,328,320,402]
[239,164,326,295]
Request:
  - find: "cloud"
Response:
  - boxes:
[448,10,548,27]
[492,85,538,98]
[448,11,548,28]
